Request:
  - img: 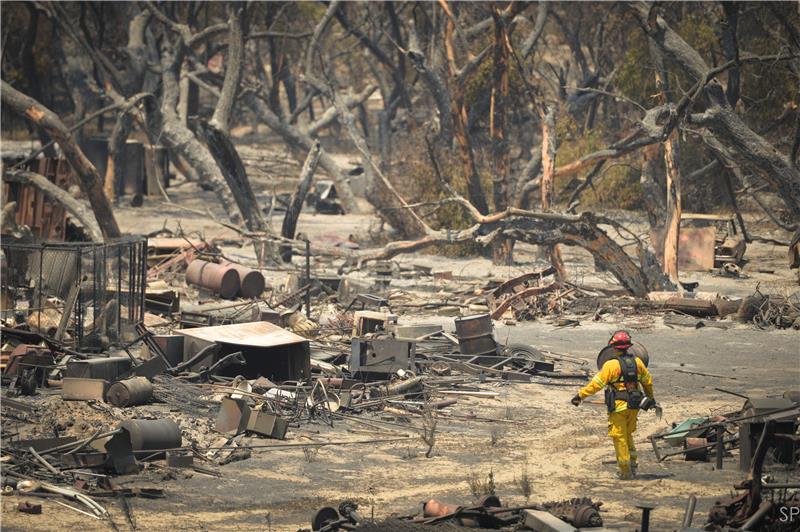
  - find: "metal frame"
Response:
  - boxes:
[1,237,147,350]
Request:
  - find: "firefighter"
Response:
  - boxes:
[570,331,655,480]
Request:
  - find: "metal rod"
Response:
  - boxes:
[28,446,61,475]
[640,507,652,532]
[714,387,749,400]
[37,243,44,333]
[656,436,738,462]
[305,239,311,319]
[681,495,697,528]
[715,425,724,469]
[117,245,122,338]
[741,501,774,531]
[53,499,102,520]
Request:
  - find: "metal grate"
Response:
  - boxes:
[1,237,147,350]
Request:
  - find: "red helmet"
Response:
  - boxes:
[609,330,632,350]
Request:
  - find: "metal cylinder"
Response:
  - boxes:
[597,341,650,370]
[221,262,265,298]
[454,314,497,356]
[741,501,774,530]
[386,376,425,396]
[422,499,460,518]
[107,377,154,407]
[119,419,182,451]
[185,260,240,299]
[681,495,697,528]
[684,438,709,461]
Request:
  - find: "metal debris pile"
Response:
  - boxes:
[303,495,604,531]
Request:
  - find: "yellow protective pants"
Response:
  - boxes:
[608,409,638,478]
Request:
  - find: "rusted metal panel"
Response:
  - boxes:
[65,357,133,382]
[177,321,308,348]
[62,378,109,401]
[215,396,249,434]
[2,157,72,240]
[350,337,415,375]
[522,509,578,532]
[245,410,288,439]
[177,321,311,380]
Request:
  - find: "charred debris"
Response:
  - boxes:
[0,231,798,530]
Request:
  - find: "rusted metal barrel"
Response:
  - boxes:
[684,437,710,461]
[596,341,650,370]
[186,259,240,299]
[107,377,154,407]
[119,419,182,451]
[220,262,265,298]
[454,314,497,357]
[385,375,425,396]
[423,499,460,518]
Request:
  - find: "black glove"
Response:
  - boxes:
[571,395,582,407]
[639,397,657,410]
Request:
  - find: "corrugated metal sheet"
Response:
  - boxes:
[2,157,74,240]
[176,321,308,348]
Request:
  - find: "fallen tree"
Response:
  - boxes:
[354,190,672,298]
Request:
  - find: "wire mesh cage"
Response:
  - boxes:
[1,237,147,350]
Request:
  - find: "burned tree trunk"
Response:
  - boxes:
[540,105,566,279]
[1,80,121,239]
[104,110,135,202]
[201,7,267,233]
[490,7,513,265]
[281,141,322,262]
[662,131,682,283]
[640,144,667,227]
[155,49,241,225]
[4,170,104,242]
[359,207,660,298]
[444,12,490,215]
[651,39,681,283]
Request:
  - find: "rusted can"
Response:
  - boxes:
[220,262,265,298]
[119,419,182,451]
[186,259,240,299]
[454,313,497,357]
[107,377,154,407]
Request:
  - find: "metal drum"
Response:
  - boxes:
[596,341,650,370]
[107,377,154,407]
[454,314,498,357]
[221,262,265,298]
[119,419,182,451]
[185,260,240,299]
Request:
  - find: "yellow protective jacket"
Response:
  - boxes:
[578,356,654,413]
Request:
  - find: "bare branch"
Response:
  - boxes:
[4,170,103,242]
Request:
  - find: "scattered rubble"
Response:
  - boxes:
[1,228,797,529]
